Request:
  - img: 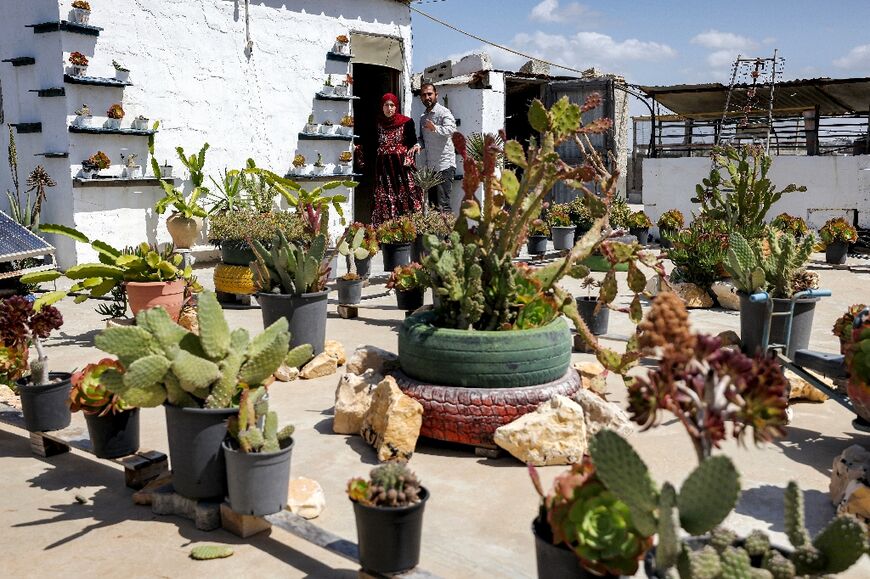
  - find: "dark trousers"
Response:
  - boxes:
[427,167,455,212]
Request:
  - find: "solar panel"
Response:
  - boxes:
[0,210,55,263]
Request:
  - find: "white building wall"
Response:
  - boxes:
[1,0,412,267]
[643,155,870,232]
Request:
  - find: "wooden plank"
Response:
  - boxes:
[220,503,271,538]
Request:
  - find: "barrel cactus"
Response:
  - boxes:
[94,291,290,408]
[347,462,423,508]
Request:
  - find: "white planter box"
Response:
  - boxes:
[70,8,90,24]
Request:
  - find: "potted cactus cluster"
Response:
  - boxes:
[336,226,371,305]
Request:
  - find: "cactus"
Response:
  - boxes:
[757,228,815,298]
[678,545,722,579]
[709,527,738,553]
[744,530,770,557]
[762,550,795,579]
[783,481,809,547]
[422,232,486,330]
[94,292,293,409]
[189,545,233,560]
[250,232,329,296]
[347,463,423,508]
[676,455,740,535]
[724,231,766,294]
[337,226,370,277]
[719,547,753,579]
[226,386,294,453]
[284,344,314,369]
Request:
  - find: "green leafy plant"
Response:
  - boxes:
[377,215,417,244]
[252,169,355,226]
[465,132,505,165]
[771,213,808,237]
[412,166,446,192]
[667,218,729,288]
[5,137,55,230]
[250,232,329,296]
[626,210,652,229]
[567,194,592,230]
[111,59,129,73]
[608,196,631,229]
[347,463,423,507]
[206,167,246,214]
[338,226,371,280]
[226,386,294,453]
[154,143,209,219]
[69,359,130,416]
[546,203,572,228]
[657,209,684,231]
[387,262,427,292]
[207,210,307,245]
[0,295,63,386]
[528,218,549,236]
[819,217,858,245]
[94,292,289,408]
[692,145,805,240]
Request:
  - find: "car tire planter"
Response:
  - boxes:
[85,409,140,459]
[398,311,571,388]
[164,405,237,500]
[223,438,294,516]
[17,373,73,432]
[257,290,329,355]
[352,488,429,575]
[825,241,849,265]
[125,279,186,321]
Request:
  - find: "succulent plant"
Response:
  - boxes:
[376,215,417,244]
[250,232,329,296]
[724,229,815,298]
[347,462,423,508]
[546,203,573,228]
[819,217,858,245]
[411,166,445,192]
[69,358,129,416]
[657,209,685,231]
[227,386,294,453]
[189,545,233,560]
[833,303,867,356]
[106,103,125,120]
[770,213,808,238]
[93,291,290,409]
[386,262,427,292]
[626,210,653,229]
[0,295,63,386]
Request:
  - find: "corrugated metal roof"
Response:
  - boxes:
[638,76,870,119]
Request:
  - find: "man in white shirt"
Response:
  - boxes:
[417,83,456,212]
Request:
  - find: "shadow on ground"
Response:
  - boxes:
[736,484,834,537]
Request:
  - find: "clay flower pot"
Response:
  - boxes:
[166,212,203,249]
[125,279,186,321]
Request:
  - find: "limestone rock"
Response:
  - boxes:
[286,477,326,519]
[830,445,870,505]
[572,361,606,393]
[494,395,587,466]
[838,480,870,524]
[717,330,742,348]
[574,388,633,438]
[645,275,661,297]
[360,376,423,462]
[346,345,399,376]
[273,364,300,383]
[324,340,346,366]
[668,282,713,309]
[333,369,383,435]
[711,280,740,311]
[300,352,338,379]
[786,371,829,402]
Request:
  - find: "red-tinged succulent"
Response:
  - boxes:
[0,295,63,386]
[69,359,129,416]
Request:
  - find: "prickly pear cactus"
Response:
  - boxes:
[189,545,234,560]
[226,386,294,454]
[676,455,740,535]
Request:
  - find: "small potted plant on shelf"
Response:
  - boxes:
[74,103,92,127]
[86,150,111,177]
[68,51,89,76]
[105,103,125,129]
[0,295,67,432]
[69,359,140,458]
[547,203,575,250]
[112,59,130,82]
[387,262,428,311]
[656,208,684,248]
[70,1,91,24]
[338,151,353,175]
[334,34,350,55]
[526,218,549,255]
[312,152,327,175]
[304,114,318,134]
[224,386,295,516]
[319,120,335,136]
[377,216,417,272]
[122,153,141,178]
[771,212,808,238]
[339,115,354,136]
[347,463,428,576]
[131,114,149,130]
[292,153,307,176]
[626,209,653,244]
[336,227,371,305]
[819,216,857,265]
[321,75,334,96]
[335,75,352,98]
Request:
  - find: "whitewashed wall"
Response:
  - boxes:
[1,0,412,267]
[643,155,870,232]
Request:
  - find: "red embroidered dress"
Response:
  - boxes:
[372,118,423,226]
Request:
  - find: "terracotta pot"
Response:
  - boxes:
[126,279,186,320]
[166,213,203,249]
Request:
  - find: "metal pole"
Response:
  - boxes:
[765,49,779,154]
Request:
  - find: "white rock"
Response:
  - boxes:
[346,345,399,376]
[333,369,383,435]
[360,376,423,462]
[711,280,740,311]
[286,477,326,519]
[574,388,633,438]
[324,340,346,366]
[273,364,300,382]
[300,352,338,379]
[493,395,587,466]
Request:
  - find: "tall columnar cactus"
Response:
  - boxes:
[227,386,294,453]
[94,291,291,409]
[250,232,328,296]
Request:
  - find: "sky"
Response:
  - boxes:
[410,0,870,90]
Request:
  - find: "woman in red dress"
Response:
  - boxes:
[371,93,423,226]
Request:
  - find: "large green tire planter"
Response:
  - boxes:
[398,311,571,388]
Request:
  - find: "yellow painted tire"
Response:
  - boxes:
[214,264,255,295]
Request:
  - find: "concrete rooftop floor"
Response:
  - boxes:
[2,251,870,578]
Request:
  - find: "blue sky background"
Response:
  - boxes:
[410,0,870,87]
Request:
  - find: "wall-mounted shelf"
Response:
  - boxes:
[35,152,69,159]
[315,92,359,101]
[2,57,35,67]
[64,74,132,88]
[11,123,42,134]
[286,173,360,181]
[69,126,156,136]
[298,132,357,141]
[326,51,352,62]
[30,88,65,98]
[73,177,180,189]
[27,21,103,36]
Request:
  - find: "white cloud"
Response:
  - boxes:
[690,30,757,50]
[834,44,870,70]
[529,0,590,24]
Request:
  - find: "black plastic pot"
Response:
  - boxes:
[738,293,819,358]
[576,296,609,335]
[551,226,575,251]
[629,227,649,245]
[533,517,615,579]
[411,235,428,263]
[84,408,140,458]
[396,288,424,311]
[337,278,363,305]
[659,228,675,249]
[355,255,372,279]
[164,405,238,500]
[353,488,428,575]
[220,241,257,266]
[527,235,548,255]
[574,226,591,244]
[825,241,849,265]
[382,242,412,273]
[223,438,294,516]
[17,372,72,432]
[257,290,329,355]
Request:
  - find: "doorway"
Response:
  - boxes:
[352,63,400,224]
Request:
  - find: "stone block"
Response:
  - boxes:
[286,477,326,520]
[273,364,300,382]
[573,388,633,438]
[346,345,399,376]
[337,304,358,319]
[300,352,338,379]
[360,376,424,462]
[519,59,550,76]
[220,502,271,538]
[494,395,587,466]
[325,339,346,366]
[334,369,383,434]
